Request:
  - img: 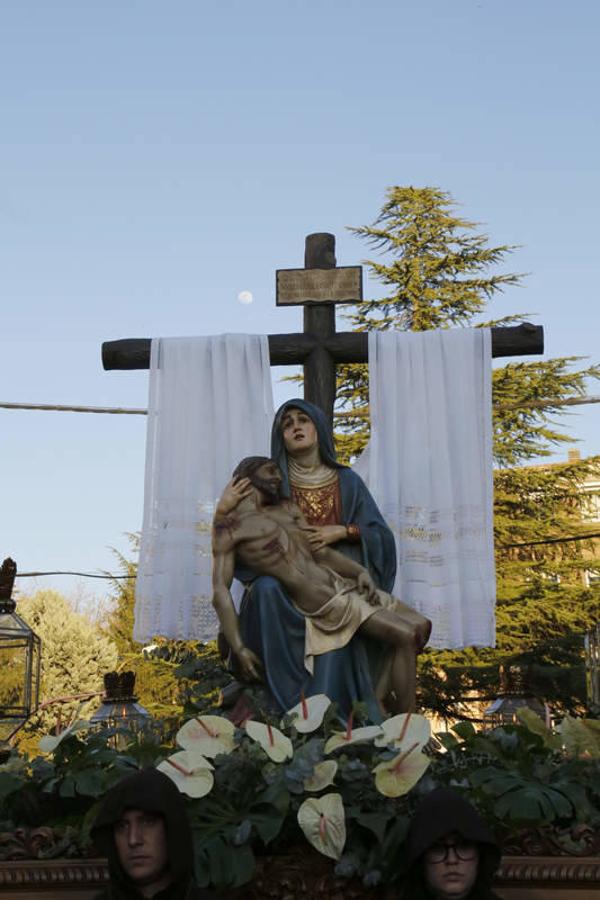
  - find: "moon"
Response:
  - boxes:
[238,290,253,305]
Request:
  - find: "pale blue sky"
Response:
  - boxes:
[1,0,598,602]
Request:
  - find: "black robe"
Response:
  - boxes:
[399,787,503,900]
[90,768,215,900]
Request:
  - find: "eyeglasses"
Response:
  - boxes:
[425,840,478,863]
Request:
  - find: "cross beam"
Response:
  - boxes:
[102,233,544,425]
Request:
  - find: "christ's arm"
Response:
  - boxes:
[212,526,262,681]
[314,545,380,604]
[290,503,379,604]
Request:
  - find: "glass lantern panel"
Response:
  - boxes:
[0,715,27,742]
[0,612,30,638]
[585,624,600,707]
[0,640,28,712]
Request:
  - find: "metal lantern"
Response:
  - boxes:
[483,664,549,729]
[90,671,150,738]
[0,558,42,741]
[585,623,600,708]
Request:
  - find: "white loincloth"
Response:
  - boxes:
[296,572,400,674]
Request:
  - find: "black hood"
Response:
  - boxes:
[403,788,502,899]
[91,768,195,894]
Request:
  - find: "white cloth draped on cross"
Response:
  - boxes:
[354,328,495,648]
[133,334,274,644]
[133,328,495,648]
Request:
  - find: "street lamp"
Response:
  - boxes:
[89,671,150,742]
[483,664,549,729]
[0,558,41,743]
[585,623,600,708]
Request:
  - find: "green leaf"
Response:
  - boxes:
[248,806,285,844]
[59,776,77,798]
[435,731,459,750]
[0,772,23,800]
[355,809,393,844]
[195,835,255,889]
[452,721,477,741]
[516,709,562,750]
[494,785,573,822]
[73,769,108,797]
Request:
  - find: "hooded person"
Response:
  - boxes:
[399,788,503,900]
[228,398,399,721]
[91,768,215,899]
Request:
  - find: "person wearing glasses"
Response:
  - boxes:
[400,788,503,899]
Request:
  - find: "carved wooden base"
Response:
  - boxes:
[497,856,600,899]
[1,855,599,899]
[0,859,108,898]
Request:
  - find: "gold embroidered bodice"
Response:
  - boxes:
[290,478,342,526]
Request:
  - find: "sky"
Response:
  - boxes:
[1,0,598,605]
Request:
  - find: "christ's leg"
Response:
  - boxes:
[386,597,432,651]
[359,609,419,713]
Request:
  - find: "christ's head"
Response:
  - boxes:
[232,456,283,503]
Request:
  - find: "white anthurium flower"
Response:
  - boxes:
[303,760,338,792]
[38,719,88,754]
[176,715,236,757]
[245,720,293,763]
[324,714,382,754]
[284,693,331,734]
[157,750,214,799]
[372,741,431,798]
[374,712,430,751]
[297,793,346,860]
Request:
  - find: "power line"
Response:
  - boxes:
[14,529,600,582]
[2,396,600,417]
[334,396,600,419]
[16,571,135,580]
[0,401,147,415]
[500,531,600,549]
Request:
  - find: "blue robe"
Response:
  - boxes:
[236,399,397,722]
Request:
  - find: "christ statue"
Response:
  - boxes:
[212,455,431,714]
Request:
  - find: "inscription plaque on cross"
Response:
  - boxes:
[102,232,544,424]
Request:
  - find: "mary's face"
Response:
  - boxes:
[280,407,318,455]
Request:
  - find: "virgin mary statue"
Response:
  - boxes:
[233,398,397,722]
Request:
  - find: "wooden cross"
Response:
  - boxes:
[102,233,544,425]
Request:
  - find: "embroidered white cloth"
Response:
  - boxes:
[133,335,274,643]
[354,328,495,648]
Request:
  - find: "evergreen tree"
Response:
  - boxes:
[103,538,229,722]
[15,589,118,753]
[338,185,600,715]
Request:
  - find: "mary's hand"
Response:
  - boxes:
[301,524,348,551]
[215,477,253,517]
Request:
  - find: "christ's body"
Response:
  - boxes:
[212,458,431,713]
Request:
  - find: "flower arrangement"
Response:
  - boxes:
[1,698,600,892]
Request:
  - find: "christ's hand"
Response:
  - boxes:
[357,571,379,606]
[216,477,253,517]
[236,647,263,682]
